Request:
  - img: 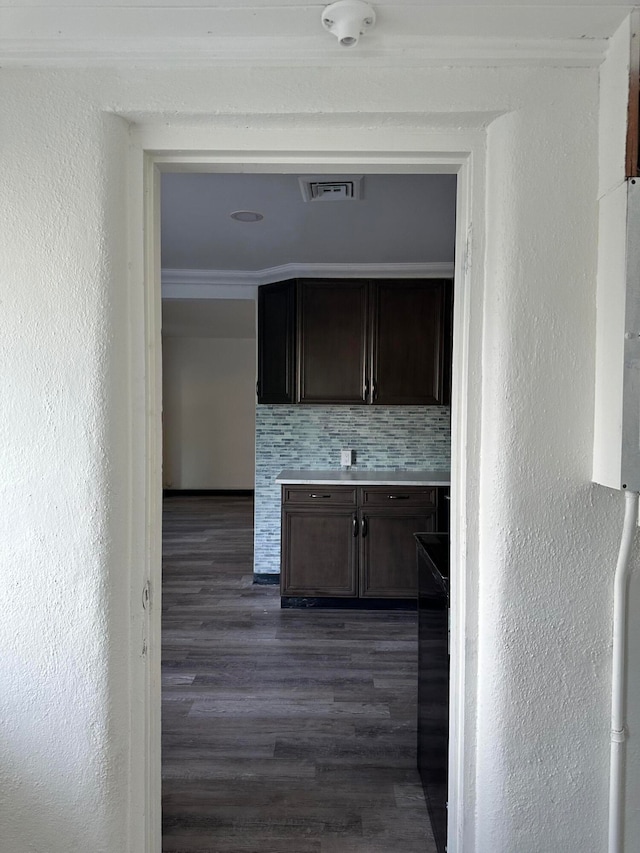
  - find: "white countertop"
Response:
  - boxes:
[275,469,450,486]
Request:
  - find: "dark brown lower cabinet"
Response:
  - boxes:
[281,506,358,596]
[281,485,438,599]
[360,509,435,597]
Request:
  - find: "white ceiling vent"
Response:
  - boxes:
[299,176,364,202]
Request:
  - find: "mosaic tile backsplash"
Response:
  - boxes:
[254,405,451,575]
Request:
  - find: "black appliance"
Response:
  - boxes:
[415,532,449,853]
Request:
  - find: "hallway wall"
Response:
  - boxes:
[162,336,256,490]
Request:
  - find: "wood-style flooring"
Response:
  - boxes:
[162,494,435,853]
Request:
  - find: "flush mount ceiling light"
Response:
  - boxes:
[230,210,264,222]
[322,0,376,47]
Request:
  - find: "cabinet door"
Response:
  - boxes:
[437,487,450,534]
[257,280,296,403]
[281,507,358,597]
[359,507,435,598]
[297,280,369,404]
[371,280,450,405]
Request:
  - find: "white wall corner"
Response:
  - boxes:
[593,182,627,489]
[599,10,638,199]
[594,10,638,489]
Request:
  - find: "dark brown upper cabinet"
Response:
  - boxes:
[257,278,452,406]
[257,280,296,403]
[371,279,449,405]
[297,279,369,404]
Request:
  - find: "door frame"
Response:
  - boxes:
[134,124,487,853]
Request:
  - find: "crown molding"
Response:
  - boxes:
[161,262,455,298]
[0,35,609,69]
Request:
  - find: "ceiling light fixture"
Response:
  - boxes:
[322,0,376,48]
[230,210,264,222]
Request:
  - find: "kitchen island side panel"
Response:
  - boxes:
[254,405,451,575]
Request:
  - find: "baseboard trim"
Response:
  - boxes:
[163,489,254,497]
[253,573,280,585]
[281,596,416,610]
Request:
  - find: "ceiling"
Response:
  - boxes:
[1,2,630,39]
[161,172,457,273]
[0,2,632,66]
[161,171,457,337]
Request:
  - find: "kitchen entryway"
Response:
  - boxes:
[162,494,436,852]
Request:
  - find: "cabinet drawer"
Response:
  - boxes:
[282,485,357,506]
[359,486,437,507]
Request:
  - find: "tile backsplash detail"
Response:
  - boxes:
[254,405,451,575]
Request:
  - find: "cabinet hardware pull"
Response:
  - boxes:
[353,516,358,537]
[444,494,451,501]
[309,493,331,499]
[364,378,370,401]
[361,517,368,537]
[372,379,378,402]
[388,494,410,500]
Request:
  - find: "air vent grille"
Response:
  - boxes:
[299,175,364,202]
[310,181,354,200]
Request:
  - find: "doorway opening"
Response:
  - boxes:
[158,169,456,850]
[142,148,478,853]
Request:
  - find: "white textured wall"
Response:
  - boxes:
[0,77,133,851]
[477,99,606,851]
[0,45,636,853]
[162,337,256,489]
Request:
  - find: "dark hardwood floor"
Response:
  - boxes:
[162,495,435,853]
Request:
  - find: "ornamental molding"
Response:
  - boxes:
[162,262,455,299]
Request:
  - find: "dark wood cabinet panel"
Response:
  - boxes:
[359,486,437,507]
[359,508,436,598]
[257,280,296,403]
[371,279,449,405]
[297,279,369,404]
[280,484,442,600]
[282,486,357,506]
[258,278,453,407]
[437,487,450,534]
[281,506,358,597]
